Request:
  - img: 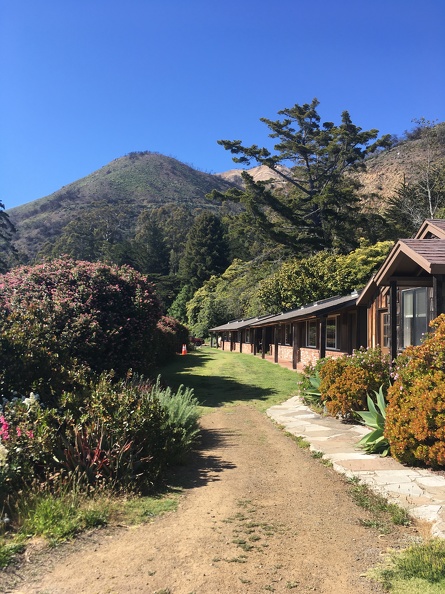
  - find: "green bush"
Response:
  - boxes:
[385,314,445,467]
[151,377,200,463]
[155,316,190,365]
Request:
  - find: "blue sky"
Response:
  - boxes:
[1,0,444,209]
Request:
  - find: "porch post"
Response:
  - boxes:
[390,280,398,361]
[240,330,243,353]
[319,316,327,359]
[253,328,258,355]
[262,327,266,359]
[274,325,279,363]
[433,275,445,318]
[292,322,298,370]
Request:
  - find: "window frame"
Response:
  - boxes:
[326,316,339,350]
[306,319,317,348]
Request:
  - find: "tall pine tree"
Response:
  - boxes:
[209,99,391,254]
[179,212,230,291]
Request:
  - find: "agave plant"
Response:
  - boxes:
[301,372,322,406]
[356,385,390,456]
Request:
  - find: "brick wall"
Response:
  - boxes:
[270,345,293,361]
[300,347,347,368]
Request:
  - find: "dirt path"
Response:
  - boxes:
[5,405,416,594]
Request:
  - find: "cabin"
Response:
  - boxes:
[210,220,445,369]
[357,219,445,360]
[209,315,276,353]
[210,293,366,370]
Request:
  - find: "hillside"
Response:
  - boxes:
[217,125,445,210]
[6,124,445,261]
[7,152,236,259]
[357,126,445,208]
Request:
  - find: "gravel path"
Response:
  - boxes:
[4,405,417,594]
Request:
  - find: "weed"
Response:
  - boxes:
[226,555,248,563]
[19,492,109,544]
[0,542,25,568]
[286,582,299,589]
[284,432,310,449]
[311,450,324,459]
[347,477,411,533]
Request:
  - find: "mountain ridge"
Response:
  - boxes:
[6,125,445,261]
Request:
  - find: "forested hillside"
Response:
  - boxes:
[2,102,445,332]
[7,152,236,261]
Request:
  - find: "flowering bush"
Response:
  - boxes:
[0,259,162,402]
[385,315,445,467]
[0,393,54,501]
[0,374,201,505]
[317,347,391,418]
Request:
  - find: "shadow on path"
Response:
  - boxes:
[166,425,238,491]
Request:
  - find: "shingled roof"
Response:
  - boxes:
[249,292,360,327]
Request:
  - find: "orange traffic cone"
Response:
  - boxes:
[181,344,187,355]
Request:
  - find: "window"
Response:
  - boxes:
[284,324,292,346]
[401,287,428,348]
[306,320,317,347]
[326,317,338,350]
[245,329,250,344]
[382,312,390,349]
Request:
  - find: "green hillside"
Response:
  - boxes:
[7,151,236,259]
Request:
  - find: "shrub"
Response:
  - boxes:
[0,374,201,505]
[318,347,391,418]
[0,259,161,402]
[154,316,190,365]
[151,377,200,463]
[385,314,445,467]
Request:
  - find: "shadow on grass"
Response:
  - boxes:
[158,351,278,408]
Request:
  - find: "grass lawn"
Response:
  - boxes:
[159,347,300,412]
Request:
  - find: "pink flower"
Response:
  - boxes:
[0,416,10,441]
[27,430,34,439]
[16,427,22,437]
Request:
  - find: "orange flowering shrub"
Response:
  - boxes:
[318,347,391,418]
[385,314,445,467]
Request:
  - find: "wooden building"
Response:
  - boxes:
[210,220,445,368]
[357,219,445,360]
[210,293,366,370]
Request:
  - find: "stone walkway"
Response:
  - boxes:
[267,395,445,538]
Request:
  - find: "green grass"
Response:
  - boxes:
[0,490,180,566]
[370,540,445,593]
[159,347,300,412]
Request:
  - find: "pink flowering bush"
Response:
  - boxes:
[0,259,162,402]
[0,393,55,501]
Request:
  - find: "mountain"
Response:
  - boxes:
[216,164,290,187]
[7,124,445,261]
[7,151,236,259]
